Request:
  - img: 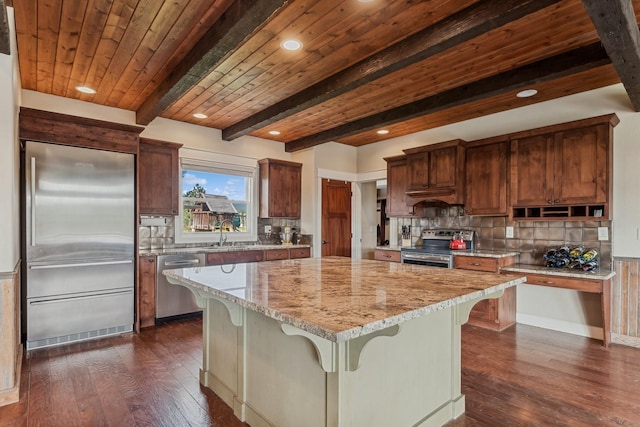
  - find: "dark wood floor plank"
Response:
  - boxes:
[2,318,639,427]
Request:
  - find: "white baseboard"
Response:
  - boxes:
[516,313,603,340]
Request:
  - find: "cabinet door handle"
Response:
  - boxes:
[554,199,560,203]
[468,262,481,266]
[547,200,553,204]
[384,254,391,258]
[538,280,555,285]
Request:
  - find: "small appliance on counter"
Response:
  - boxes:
[280,226,293,245]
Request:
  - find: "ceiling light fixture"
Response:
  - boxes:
[75,86,96,94]
[268,130,281,135]
[281,39,302,51]
[193,113,208,119]
[516,89,538,98]
[377,129,389,135]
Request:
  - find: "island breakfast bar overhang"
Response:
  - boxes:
[164,257,526,427]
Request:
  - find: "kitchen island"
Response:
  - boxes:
[164,257,526,427]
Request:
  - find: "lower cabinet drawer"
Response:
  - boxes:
[523,273,602,293]
[374,250,401,263]
[290,247,311,259]
[453,256,499,272]
[265,249,290,261]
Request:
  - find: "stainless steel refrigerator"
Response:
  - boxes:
[24,141,135,350]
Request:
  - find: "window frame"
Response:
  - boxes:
[175,149,258,244]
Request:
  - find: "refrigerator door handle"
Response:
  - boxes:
[30,156,36,247]
[29,289,133,305]
[29,260,133,270]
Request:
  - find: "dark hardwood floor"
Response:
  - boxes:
[1,319,639,426]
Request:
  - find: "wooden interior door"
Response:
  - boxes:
[321,179,351,257]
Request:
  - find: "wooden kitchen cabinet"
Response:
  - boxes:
[139,138,183,215]
[258,158,302,218]
[374,249,401,263]
[464,140,508,216]
[509,115,617,220]
[206,250,264,266]
[384,155,414,217]
[403,139,465,205]
[289,247,311,259]
[264,248,290,261]
[138,256,157,329]
[454,255,517,331]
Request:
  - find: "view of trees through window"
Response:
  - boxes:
[181,168,249,234]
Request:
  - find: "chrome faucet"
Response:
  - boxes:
[218,219,235,246]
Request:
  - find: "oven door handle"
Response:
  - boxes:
[401,253,451,263]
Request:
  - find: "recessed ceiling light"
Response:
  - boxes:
[75,86,96,94]
[281,39,302,51]
[377,129,389,135]
[268,130,281,135]
[193,113,208,119]
[516,89,538,98]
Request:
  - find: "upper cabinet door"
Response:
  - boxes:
[406,151,429,190]
[464,141,508,216]
[139,139,182,215]
[384,155,413,217]
[428,146,458,189]
[510,134,554,207]
[258,158,302,218]
[553,124,608,205]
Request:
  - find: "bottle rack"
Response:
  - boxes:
[511,204,607,220]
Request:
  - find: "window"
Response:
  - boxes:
[176,150,257,244]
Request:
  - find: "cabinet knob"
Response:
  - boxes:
[554,199,560,203]
[547,200,553,204]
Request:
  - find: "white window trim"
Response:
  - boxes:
[175,148,258,244]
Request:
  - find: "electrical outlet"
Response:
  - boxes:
[597,227,608,241]
[264,225,272,234]
[506,226,514,239]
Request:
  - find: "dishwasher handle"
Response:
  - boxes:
[164,259,202,267]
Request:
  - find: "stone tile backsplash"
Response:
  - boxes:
[395,207,612,269]
[139,216,306,249]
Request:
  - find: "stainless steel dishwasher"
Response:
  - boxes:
[156,253,206,320]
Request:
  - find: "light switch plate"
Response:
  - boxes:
[506,226,514,239]
[264,225,272,234]
[597,227,608,241]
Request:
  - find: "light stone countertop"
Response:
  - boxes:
[140,244,311,257]
[502,263,615,280]
[375,246,402,251]
[164,257,526,343]
[451,249,520,258]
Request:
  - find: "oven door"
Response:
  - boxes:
[400,252,452,268]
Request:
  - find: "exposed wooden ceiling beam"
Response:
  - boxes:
[285,43,611,152]
[582,0,640,111]
[222,0,563,141]
[135,0,290,126]
[0,0,10,55]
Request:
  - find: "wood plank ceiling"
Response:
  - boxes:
[8,0,640,151]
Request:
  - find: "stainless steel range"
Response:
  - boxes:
[400,229,475,268]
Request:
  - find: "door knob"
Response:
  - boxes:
[321,240,329,244]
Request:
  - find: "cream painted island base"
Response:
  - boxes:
[164,257,525,427]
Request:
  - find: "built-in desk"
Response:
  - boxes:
[501,264,615,347]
